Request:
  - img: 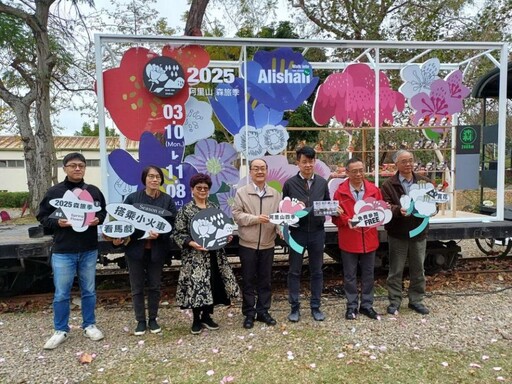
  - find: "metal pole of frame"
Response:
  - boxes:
[94,34,109,202]
[495,43,509,221]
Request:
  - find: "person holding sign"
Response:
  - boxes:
[37,153,106,350]
[232,159,281,329]
[332,158,382,320]
[172,173,239,335]
[117,166,177,336]
[282,146,331,322]
[381,150,432,316]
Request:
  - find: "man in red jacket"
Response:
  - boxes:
[332,157,382,320]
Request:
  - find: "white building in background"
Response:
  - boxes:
[0,136,138,192]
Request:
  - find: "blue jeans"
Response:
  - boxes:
[51,250,98,332]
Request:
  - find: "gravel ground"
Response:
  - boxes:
[1,276,512,384]
[1,238,511,383]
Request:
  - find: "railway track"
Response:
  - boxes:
[3,255,512,307]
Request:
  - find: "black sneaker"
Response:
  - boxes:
[134,321,147,336]
[387,304,400,315]
[255,312,277,326]
[359,307,379,320]
[148,319,161,334]
[191,319,202,335]
[345,308,357,320]
[201,314,219,330]
[243,316,255,329]
[408,303,430,315]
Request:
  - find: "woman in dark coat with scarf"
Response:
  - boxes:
[172,173,239,335]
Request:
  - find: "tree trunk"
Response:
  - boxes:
[0,0,57,213]
[185,0,210,36]
[33,2,58,201]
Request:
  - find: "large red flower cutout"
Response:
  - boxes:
[162,44,210,70]
[98,45,210,141]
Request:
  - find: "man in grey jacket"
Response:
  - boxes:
[233,158,281,329]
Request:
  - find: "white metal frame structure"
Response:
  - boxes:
[94,34,509,222]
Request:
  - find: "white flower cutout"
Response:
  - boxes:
[399,58,440,100]
[192,218,216,239]
[234,125,289,160]
[409,182,437,217]
[183,97,215,145]
[261,125,289,155]
[234,126,265,160]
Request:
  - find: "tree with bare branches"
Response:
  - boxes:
[0,0,95,212]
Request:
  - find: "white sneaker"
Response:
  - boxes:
[43,330,68,350]
[83,325,104,341]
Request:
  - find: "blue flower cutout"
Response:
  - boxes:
[243,47,319,111]
[209,77,286,136]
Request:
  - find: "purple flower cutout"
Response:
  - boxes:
[108,131,173,190]
[217,188,237,218]
[184,138,239,194]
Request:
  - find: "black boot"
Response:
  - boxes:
[191,308,202,335]
[200,307,219,330]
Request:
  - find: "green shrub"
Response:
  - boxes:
[0,192,30,208]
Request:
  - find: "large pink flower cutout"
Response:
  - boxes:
[411,79,456,125]
[445,70,471,109]
[312,64,405,127]
[410,69,471,126]
[314,159,331,180]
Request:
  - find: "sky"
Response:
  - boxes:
[57,0,190,135]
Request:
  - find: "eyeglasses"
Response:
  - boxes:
[250,167,267,172]
[65,163,86,170]
[147,174,162,180]
[195,186,209,191]
[348,169,364,174]
[399,159,414,165]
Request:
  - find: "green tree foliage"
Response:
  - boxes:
[206,0,278,36]
[107,0,176,36]
[74,122,117,137]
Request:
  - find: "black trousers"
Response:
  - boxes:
[239,245,274,317]
[126,249,164,322]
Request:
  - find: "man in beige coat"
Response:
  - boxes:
[233,158,282,329]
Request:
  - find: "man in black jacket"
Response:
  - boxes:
[37,153,106,349]
[283,146,330,322]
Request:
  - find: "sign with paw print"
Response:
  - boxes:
[191,208,234,250]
